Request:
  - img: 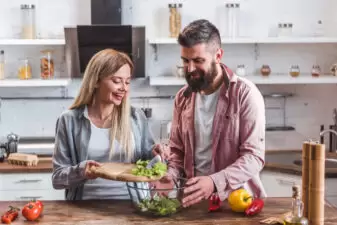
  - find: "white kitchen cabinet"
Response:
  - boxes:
[326,197,337,208]
[0,173,64,201]
[260,171,302,197]
[261,170,337,199]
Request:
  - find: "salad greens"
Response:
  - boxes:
[138,195,181,216]
[131,159,167,178]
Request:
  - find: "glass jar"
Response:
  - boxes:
[169,4,177,38]
[18,58,32,80]
[0,50,5,80]
[236,64,246,76]
[278,23,293,37]
[40,50,54,79]
[289,65,300,77]
[260,65,271,76]
[311,64,321,77]
[175,4,182,37]
[20,4,36,39]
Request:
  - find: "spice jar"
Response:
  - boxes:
[40,50,54,79]
[311,65,321,77]
[20,4,36,39]
[18,58,32,80]
[260,65,271,76]
[289,65,300,77]
[236,64,247,76]
[169,4,177,38]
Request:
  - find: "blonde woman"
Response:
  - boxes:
[52,49,164,200]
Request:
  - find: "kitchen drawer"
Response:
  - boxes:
[260,171,302,197]
[0,189,64,201]
[0,173,53,191]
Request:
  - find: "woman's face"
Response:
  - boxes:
[96,64,131,106]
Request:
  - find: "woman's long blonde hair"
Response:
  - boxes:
[70,49,134,162]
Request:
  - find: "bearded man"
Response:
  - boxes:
[166,19,267,208]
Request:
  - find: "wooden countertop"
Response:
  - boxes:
[0,198,336,224]
[0,156,52,173]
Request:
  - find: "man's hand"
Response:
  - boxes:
[149,174,175,197]
[182,176,215,208]
[152,143,171,160]
[84,160,102,179]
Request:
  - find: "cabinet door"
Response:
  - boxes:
[0,189,64,201]
[260,171,302,197]
[0,173,53,191]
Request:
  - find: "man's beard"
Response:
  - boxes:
[185,61,218,92]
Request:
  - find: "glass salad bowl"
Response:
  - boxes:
[126,177,187,217]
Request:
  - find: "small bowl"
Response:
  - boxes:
[126,177,186,217]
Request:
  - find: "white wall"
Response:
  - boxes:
[0,0,337,150]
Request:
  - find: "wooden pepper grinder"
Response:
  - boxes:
[308,142,325,225]
[301,141,311,219]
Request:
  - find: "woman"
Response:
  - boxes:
[52,49,165,200]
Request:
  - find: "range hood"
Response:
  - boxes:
[64,0,145,78]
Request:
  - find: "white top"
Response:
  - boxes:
[82,106,132,200]
[194,88,221,176]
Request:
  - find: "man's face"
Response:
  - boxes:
[181,43,221,92]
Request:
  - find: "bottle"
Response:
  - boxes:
[283,185,308,225]
[0,50,5,80]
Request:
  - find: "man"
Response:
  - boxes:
[166,19,267,208]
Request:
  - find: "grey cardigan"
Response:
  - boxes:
[51,105,155,200]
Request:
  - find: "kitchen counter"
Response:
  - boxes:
[0,198,336,225]
[0,155,52,173]
[0,150,336,177]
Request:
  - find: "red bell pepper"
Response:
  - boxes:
[208,193,221,212]
[245,198,264,216]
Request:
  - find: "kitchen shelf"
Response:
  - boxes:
[0,39,65,45]
[148,37,337,45]
[0,79,71,87]
[149,75,337,86]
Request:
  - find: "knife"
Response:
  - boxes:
[146,155,162,169]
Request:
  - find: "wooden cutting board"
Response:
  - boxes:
[89,162,164,182]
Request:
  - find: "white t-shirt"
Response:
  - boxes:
[82,106,132,200]
[194,88,221,176]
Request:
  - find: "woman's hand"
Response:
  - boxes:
[152,143,171,161]
[84,160,102,179]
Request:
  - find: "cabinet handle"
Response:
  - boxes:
[276,178,296,186]
[19,196,42,200]
[15,179,42,183]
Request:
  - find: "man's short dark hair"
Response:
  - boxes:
[178,19,221,50]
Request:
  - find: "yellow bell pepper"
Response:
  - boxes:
[228,188,252,212]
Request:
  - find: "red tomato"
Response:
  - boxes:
[22,202,41,221]
[1,206,19,224]
[34,200,43,216]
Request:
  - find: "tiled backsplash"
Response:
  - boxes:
[0,0,337,151]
